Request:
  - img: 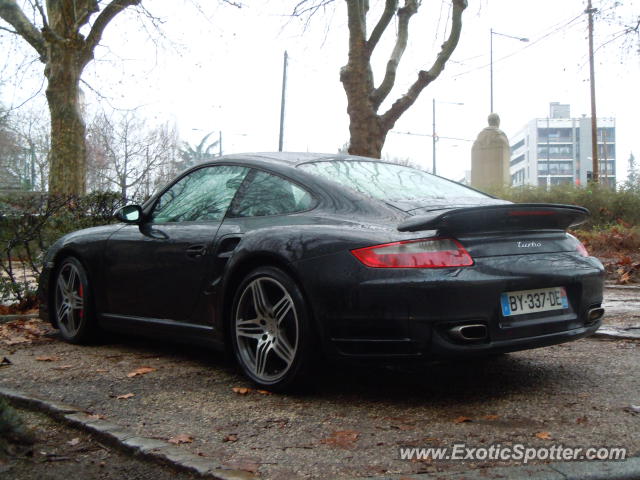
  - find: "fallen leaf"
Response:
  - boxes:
[223,434,238,443]
[535,431,552,440]
[87,413,106,420]
[52,365,73,370]
[168,434,193,444]
[454,416,472,424]
[321,430,360,449]
[618,256,634,266]
[483,414,500,420]
[36,356,59,362]
[95,368,108,373]
[67,438,80,446]
[576,416,588,424]
[126,366,156,378]
[232,387,252,395]
[256,389,272,395]
[116,393,134,400]
[0,357,12,367]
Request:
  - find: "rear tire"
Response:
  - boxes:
[231,266,314,392]
[53,257,95,344]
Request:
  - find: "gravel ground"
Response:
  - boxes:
[0,286,639,480]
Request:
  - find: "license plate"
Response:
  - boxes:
[500,287,568,317]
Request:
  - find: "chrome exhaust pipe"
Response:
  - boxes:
[449,324,488,342]
[586,307,605,324]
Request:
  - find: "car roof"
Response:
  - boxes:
[219,152,371,167]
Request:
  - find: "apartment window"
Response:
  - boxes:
[510,139,525,153]
[510,154,525,167]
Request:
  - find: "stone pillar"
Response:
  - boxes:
[471,113,511,191]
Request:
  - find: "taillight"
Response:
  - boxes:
[568,233,589,257]
[351,238,473,268]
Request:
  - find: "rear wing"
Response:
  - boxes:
[397,204,589,233]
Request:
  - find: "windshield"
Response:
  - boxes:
[298,160,488,204]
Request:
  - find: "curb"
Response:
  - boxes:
[604,283,640,290]
[0,386,254,480]
[593,326,640,341]
[0,314,39,323]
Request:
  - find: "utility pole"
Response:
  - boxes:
[219,130,223,156]
[587,0,599,183]
[432,99,436,175]
[490,29,494,113]
[278,51,288,152]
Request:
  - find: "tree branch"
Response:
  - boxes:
[345,0,367,60]
[292,0,334,18]
[370,0,418,111]
[81,0,140,67]
[33,1,47,29]
[366,0,396,56]
[381,0,466,128]
[0,24,17,33]
[0,0,46,59]
[73,0,99,32]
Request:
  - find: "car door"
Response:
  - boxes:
[103,164,249,322]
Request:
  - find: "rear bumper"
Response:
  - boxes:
[429,320,601,358]
[297,251,605,360]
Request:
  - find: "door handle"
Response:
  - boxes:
[186,244,207,258]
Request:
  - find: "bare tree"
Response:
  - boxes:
[86,110,179,202]
[0,105,22,190]
[0,102,49,191]
[300,0,467,158]
[11,108,50,191]
[0,0,142,196]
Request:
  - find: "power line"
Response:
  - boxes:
[448,12,586,80]
[390,130,474,142]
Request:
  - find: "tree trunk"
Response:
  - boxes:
[337,0,466,160]
[45,48,86,196]
[341,64,389,159]
[346,109,386,158]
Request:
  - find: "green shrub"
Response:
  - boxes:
[484,184,640,229]
[0,192,124,305]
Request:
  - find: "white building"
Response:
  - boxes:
[509,103,616,188]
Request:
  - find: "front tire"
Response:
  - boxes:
[231,267,313,392]
[53,257,95,344]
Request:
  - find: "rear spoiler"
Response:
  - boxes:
[397,204,590,233]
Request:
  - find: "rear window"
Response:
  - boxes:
[298,160,487,203]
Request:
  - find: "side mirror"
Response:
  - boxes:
[115,204,143,224]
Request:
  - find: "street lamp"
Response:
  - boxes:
[490,28,529,113]
[432,99,464,175]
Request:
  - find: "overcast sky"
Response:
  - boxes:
[1,0,638,183]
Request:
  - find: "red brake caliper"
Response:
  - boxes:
[78,284,84,319]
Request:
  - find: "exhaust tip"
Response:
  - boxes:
[449,324,488,342]
[586,307,605,324]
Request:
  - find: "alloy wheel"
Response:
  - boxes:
[234,276,299,383]
[55,261,85,338]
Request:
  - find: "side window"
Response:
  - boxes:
[229,170,313,217]
[151,165,248,223]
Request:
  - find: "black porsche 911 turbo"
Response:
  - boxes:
[39,153,605,390]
